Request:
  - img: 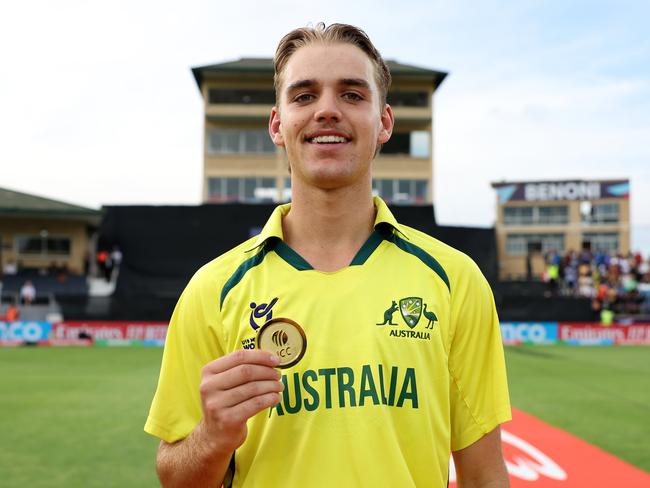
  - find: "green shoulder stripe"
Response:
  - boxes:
[385,232,451,292]
[220,246,272,308]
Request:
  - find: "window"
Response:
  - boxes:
[582,233,619,253]
[503,207,534,225]
[208,89,275,105]
[415,180,428,203]
[380,131,430,157]
[208,177,278,203]
[207,129,276,154]
[386,91,429,107]
[503,206,568,225]
[16,235,71,257]
[372,179,429,205]
[505,234,564,256]
[582,203,619,224]
[243,131,276,153]
[410,131,430,158]
[381,133,410,155]
[251,177,276,203]
[538,206,569,224]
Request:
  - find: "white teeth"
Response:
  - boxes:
[310,135,347,143]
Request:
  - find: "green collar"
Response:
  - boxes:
[245,196,406,253]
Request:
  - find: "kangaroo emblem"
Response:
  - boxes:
[423,304,438,329]
[377,301,399,325]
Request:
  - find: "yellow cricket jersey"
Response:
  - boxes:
[145,197,511,487]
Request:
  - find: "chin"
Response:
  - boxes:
[309,168,369,191]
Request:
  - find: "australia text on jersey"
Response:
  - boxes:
[270,363,418,416]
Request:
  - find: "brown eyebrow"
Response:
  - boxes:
[285,78,372,95]
[286,79,317,94]
[339,78,371,90]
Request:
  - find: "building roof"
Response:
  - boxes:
[0,187,102,221]
[192,57,448,92]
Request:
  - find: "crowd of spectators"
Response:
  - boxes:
[543,249,650,316]
[1,247,122,321]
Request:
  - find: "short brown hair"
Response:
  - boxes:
[273,23,392,108]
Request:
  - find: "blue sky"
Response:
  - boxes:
[1,1,648,252]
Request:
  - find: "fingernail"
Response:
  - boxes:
[269,354,279,365]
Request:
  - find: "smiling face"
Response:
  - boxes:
[269,42,394,192]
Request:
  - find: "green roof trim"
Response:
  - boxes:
[192,57,447,93]
[0,187,102,217]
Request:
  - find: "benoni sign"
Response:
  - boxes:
[493,180,629,203]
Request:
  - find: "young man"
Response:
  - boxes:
[145,23,511,487]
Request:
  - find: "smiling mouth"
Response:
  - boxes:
[307,135,350,144]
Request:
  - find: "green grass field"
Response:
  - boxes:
[505,345,650,471]
[0,345,648,487]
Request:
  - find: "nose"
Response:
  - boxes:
[313,91,342,122]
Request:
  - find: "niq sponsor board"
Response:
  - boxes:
[0,321,51,343]
[500,322,558,345]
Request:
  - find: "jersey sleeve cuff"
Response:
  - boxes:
[451,406,512,452]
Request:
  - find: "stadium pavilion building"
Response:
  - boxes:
[191,58,447,206]
[0,187,102,275]
[492,179,631,280]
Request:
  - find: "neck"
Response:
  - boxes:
[283,180,376,272]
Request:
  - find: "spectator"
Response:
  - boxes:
[96,250,109,279]
[543,248,650,316]
[638,273,650,314]
[5,304,20,321]
[20,280,36,305]
[109,246,123,282]
[577,264,594,298]
[544,250,560,295]
[56,262,69,284]
[3,260,18,276]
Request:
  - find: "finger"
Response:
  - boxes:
[203,349,279,375]
[200,364,281,395]
[221,392,283,425]
[219,380,285,408]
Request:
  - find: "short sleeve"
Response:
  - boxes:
[144,267,225,443]
[448,259,511,451]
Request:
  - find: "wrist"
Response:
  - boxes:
[194,420,237,461]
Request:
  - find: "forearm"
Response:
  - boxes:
[156,421,233,488]
[453,427,510,488]
[457,477,509,488]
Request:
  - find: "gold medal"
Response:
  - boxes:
[256,318,307,369]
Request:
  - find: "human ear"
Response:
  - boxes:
[377,104,395,144]
[269,107,284,146]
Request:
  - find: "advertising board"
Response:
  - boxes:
[559,323,650,345]
[500,322,558,345]
[51,321,168,344]
[0,321,52,343]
